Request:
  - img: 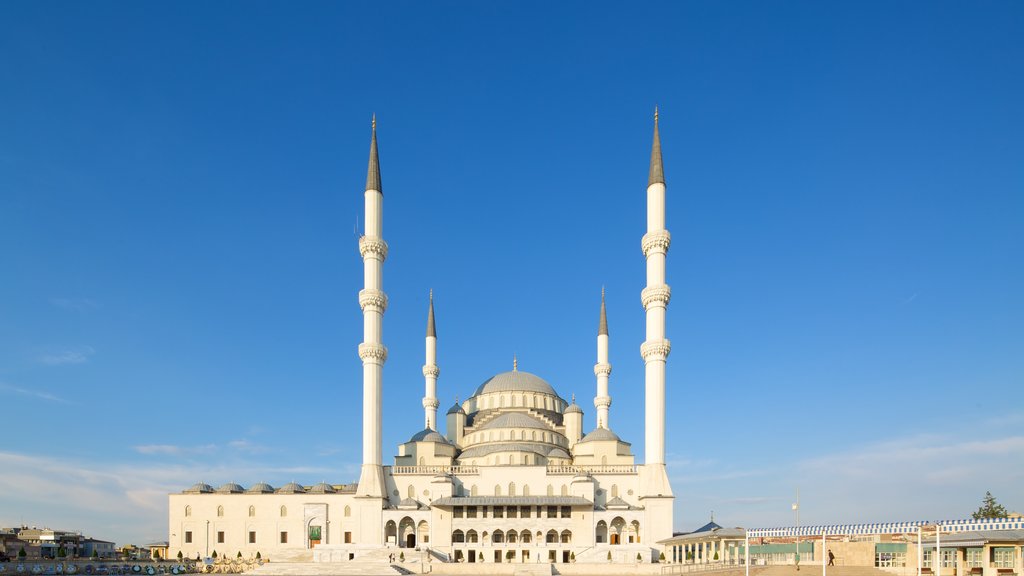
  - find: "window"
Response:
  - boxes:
[185,506,191,517]
[280,505,287,517]
[466,530,478,543]
[184,532,192,544]
[494,506,504,518]
[217,505,224,517]
[547,485,554,496]
[561,506,571,518]
[547,506,557,518]
[453,506,464,518]
[994,548,1015,569]
[875,552,906,567]
[452,530,465,543]
[217,531,225,544]
[507,506,517,519]
[523,485,530,496]
[941,550,956,568]
[248,505,255,517]
[249,531,256,544]
[280,532,287,544]
[344,532,352,544]
[966,548,983,568]
[494,484,501,496]
[466,506,477,518]
[344,505,351,517]
[546,530,558,544]
[521,506,531,518]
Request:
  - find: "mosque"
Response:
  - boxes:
[167,113,676,564]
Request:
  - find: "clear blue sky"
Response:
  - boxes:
[2,1,1022,546]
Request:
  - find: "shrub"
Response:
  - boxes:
[714,552,719,560]
[211,550,217,559]
[399,552,405,562]
[237,552,242,559]
[255,552,261,560]
[660,552,666,563]
[637,552,643,562]
[18,547,26,558]
[607,551,612,561]
[177,551,183,561]
[92,550,99,559]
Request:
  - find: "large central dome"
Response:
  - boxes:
[471,370,559,398]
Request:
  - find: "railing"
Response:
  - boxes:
[546,465,638,475]
[389,465,480,475]
[662,561,752,575]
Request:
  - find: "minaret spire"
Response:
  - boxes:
[366,114,382,194]
[640,107,674,505]
[648,107,664,186]
[594,288,612,429]
[422,290,440,430]
[356,117,388,499]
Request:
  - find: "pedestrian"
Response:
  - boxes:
[828,549,835,566]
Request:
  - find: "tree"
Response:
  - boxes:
[399,551,405,562]
[236,551,242,559]
[18,547,26,559]
[506,550,514,562]
[92,549,99,559]
[211,550,217,559]
[177,551,183,561]
[154,550,161,561]
[58,547,67,558]
[637,552,643,563]
[255,552,261,560]
[972,491,1009,519]
[607,551,612,562]
[659,551,666,563]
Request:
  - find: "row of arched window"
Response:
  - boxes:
[185,504,353,518]
[465,429,566,446]
[470,394,564,412]
[450,483,620,497]
[451,529,572,544]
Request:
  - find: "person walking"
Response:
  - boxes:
[828,549,835,566]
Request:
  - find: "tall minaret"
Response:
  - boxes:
[640,108,674,500]
[422,290,440,430]
[356,116,387,498]
[593,288,612,429]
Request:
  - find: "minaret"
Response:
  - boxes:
[594,288,612,429]
[640,108,673,498]
[356,116,387,498]
[422,290,440,430]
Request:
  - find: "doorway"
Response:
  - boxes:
[405,533,416,548]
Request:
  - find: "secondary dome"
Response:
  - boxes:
[276,482,305,494]
[408,428,449,443]
[247,482,274,494]
[480,412,549,430]
[216,483,244,494]
[183,482,213,494]
[472,370,559,398]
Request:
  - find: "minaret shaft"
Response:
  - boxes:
[422,293,440,430]
[357,120,387,498]
[594,291,612,429]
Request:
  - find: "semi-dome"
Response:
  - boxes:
[246,482,274,494]
[578,427,625,443]
[480,412,549,430]
[216,483,244,493]
[471,370,559,398]
[308,482,336,494]
[276,482,306,494]
[183,482,214,494]
[408,428,449,443]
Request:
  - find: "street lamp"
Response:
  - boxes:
[793,489,801,571]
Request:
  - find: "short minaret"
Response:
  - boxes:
[422,290,440,430]
[640,108,674,499]
[356,116,388,499]
[594,288,613,429]
[564,394,583,448]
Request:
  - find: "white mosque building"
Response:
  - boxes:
[167,113,676,565]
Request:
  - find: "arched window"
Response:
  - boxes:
[561,485,569,496]
[470,484,478,497]
[508,482,516,496]
[602,455,608,465]
[184,506,192,517]
[280,505,287,517]
[494,484,502,496]
[523,485,530,496]
[248,505,255,517]
[561,530,572,544]
[611,484,619,498]
[418,456,424,465]
[509,454,514,465]
[546,484,554,496]
[546,530,558,544]
[452,530,465,543]
[216,505,224,517]
[344,505,351,517]
[520,530,532,543]
[407,485,415,498]
[466,530,478,543]
[492,531,504,543]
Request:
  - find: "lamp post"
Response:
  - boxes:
[793,489,801,571]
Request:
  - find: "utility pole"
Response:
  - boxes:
[793,488,801,571]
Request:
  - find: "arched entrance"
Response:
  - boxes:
[384,520,397,546]
[399,517,416,548]
[596,520,608,543]
[610,517,626,545]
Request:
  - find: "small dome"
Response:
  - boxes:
[276,482,306,494]
[564,402,583,414]
[246,482,274,494]
[578,427,623,443]
[446,402,466,415]
[308,482,336,494]
[409,428,449,443]
[216,483,244,494]
[548,447,571,459]
[472,370,560,398]
[183,482,213,494]
[480,413,549,430]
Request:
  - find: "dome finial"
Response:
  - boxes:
[513,354,518,371]
[571,393,576,404]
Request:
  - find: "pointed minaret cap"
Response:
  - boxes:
[366,114,382,193]
[426,289,436,338]
[599,287,609,336]
[648,107,665,186]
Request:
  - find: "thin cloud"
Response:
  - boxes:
[0,382,69,403]
[36,346,95,365]
[133,444,218,456]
